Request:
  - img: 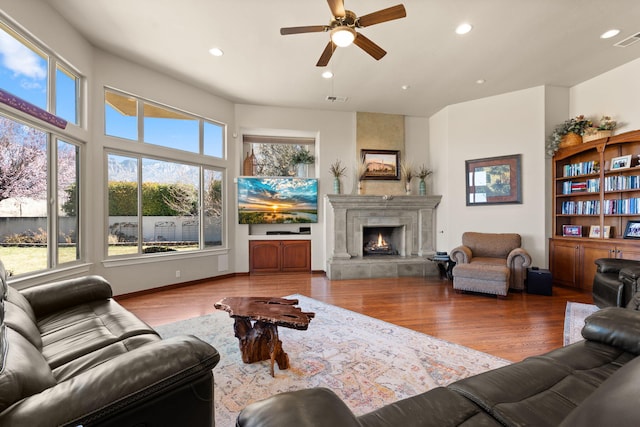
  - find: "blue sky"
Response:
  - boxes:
[0,25,224,157]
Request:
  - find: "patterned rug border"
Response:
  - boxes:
[564,301,599,345]
[156,294,510,427]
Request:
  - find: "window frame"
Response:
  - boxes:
[104,87,226,159]
[104,151,226,259]
[0,17,83,127]
[0,111,84,277]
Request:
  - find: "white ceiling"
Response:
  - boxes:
[43,0,640,117]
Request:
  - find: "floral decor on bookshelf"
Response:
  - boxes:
[583,116,618,143]
[547,115,593,155]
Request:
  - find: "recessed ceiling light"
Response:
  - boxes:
[600,29,620,39]
[401,85,410,90]
[322,71,334,79]
[209,47,224,57]
[476,79,486,84]
[455,23,473,35]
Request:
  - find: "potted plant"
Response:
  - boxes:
[417,165,433,196]
[583,115,618,143]
[329,159,347,194]
[546,115,592,156]
[291,148,315,177]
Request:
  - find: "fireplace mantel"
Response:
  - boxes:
[325,194,442,279]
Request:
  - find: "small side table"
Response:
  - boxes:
[428,256,455,280]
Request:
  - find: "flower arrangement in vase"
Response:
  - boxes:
[329,159,346,194]
[401,161,414,195]
[417,165,433,196]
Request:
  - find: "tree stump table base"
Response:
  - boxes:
[214,297,315,377]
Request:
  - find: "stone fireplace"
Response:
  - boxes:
[325,194,442,279]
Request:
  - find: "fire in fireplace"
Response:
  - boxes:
[363,226,401,256]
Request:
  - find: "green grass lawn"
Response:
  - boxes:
[0,245,197,276]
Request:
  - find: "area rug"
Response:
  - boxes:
[563,302,600,345]
[156,294,510,427]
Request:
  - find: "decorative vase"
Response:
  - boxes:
[419,178,426,196]
[405,182,412,195]
[559,132,582,148]
[333,177,341,194]
[357,181,363,195]
[296,163,309,177]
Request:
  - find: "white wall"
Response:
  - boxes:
[429,87,548,266]
[570,57,640,132]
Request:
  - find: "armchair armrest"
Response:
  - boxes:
[581,307,640,355]
[237,388,362,427]
[594,258,640,274]
[0,335,220,426]
[19,276,112,317]
[450,245,472,264]
[506,248,532,268]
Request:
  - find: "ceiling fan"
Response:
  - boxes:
[280,0,406,67]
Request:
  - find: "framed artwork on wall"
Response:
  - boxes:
[361,149,400,180]
[465,154,522,205]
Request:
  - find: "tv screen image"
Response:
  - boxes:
[238,177,318,224]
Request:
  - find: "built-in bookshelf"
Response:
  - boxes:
[550,129,640,290]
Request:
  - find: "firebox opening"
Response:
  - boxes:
[363,226,402,256]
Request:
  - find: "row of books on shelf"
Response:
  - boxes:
[562,160,599,177]
[561,179,600,194]
[562,198,640,215]
[562,175,640,194]
[603,175,640,191]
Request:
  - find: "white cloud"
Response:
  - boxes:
[0,30,46,80]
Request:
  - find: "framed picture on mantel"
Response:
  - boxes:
[361,149,400,180]
[465,154,522,206]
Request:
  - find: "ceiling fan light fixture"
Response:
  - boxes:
[331,26,356,47]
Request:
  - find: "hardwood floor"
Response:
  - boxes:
[117,273,594,362]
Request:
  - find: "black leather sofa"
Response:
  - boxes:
[237,307,640,427]
[592,258,640,308]
[0,259,220,426]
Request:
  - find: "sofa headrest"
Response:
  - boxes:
[462,232,521,258]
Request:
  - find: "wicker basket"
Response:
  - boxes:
[582,129,613,143]
[559,132,582,148]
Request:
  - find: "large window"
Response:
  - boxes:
[0,114,80,276]
[0,21,81,125]
[105,89,225,158]
[104,87,225,258]
[107,154,223,257]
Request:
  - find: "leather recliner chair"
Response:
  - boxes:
[592,258,640,308]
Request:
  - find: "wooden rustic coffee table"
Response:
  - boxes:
[214,297,315,376]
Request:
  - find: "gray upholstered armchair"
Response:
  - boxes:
[450,232,532,291]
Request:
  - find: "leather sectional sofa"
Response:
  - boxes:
[0,259,220,426]
[238,306,640,427]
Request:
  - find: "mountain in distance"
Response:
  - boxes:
[107,156,198,185]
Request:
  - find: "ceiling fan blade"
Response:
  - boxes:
[357,4,406,27]
[353,33,386,60]
[316,41,336,67]
[280,25,328,35]
[327,0,346,18]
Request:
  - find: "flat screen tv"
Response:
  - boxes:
[238,177,318,224]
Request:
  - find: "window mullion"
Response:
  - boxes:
[48,135,57,268]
